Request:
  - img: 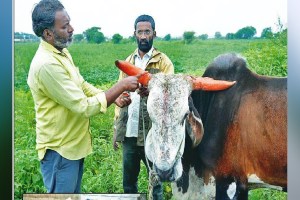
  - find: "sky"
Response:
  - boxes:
[14,0,287,38]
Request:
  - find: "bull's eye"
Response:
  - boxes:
[180,112,189,126]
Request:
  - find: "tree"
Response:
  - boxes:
[235,26,257,39]
[73,34,84,42]
[163,34,171,41]
[83,27,105,44]
[183,31,195,44]
[225,33,235,39]
[214,32,222,39]
[273,17,287,46]
[261,27,273,39]
[112,33,123,44]
[198,34,208,40]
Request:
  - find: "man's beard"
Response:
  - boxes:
[137,38,153,53]
[53,33,73,49]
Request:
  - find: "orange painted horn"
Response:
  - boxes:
[115,60,152,86]
[190,76,236,91]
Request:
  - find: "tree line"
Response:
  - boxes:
[75,25,286,44]
[15,18,286,44]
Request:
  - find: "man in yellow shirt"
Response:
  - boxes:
[27,0,139,193]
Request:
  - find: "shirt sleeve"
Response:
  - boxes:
[38,63,107,117]
[113,71,126,121]
[162,55,175,75]
[75,68,104,97]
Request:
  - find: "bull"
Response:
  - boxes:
[115,53,287,199]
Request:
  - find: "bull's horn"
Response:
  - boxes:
[189,76,236,91]
[115,60,152,86]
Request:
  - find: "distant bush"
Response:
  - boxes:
[84,27,105,44]
[73,34,84,42]
[164,34,171,41]
[244,29,287,77]
[199,34,208,40]
[112,33,123,44]
[183,31,195,44]
[214,31,222,39]
[235,26,257,39]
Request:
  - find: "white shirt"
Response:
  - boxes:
[126,47,154,137]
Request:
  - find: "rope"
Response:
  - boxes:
[141,100,160,200]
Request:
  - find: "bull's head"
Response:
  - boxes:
[115,60,236,182]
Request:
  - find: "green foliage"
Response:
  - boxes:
[119,37,135,44]
[164,34,171,41]
[14,42,39,91]
[67,43,136,85]
[128,36,136,42]
[244,30,287,77]
[214,31,222,39]
[226,33,235,39]
[198,34,208,40]
[112,33,123,44]
[183,31,195,44]
[14,90,47,199]
[235,26,257,39]
[261,27,273,38]
[244,43,287,76]
[84,27,105,44]
[273,28,287,46]
[14,40,287,200]
[73,34,84,42]
[249,189,287,200]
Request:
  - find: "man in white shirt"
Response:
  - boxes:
[114,15,174,200]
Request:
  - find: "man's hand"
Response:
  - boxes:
[137,85,149,97]
[121,74,142,92]
[115,92,131,108]
[113,127,120,151]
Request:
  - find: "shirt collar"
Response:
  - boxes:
[40,39,69,55]
[134,46,154,59]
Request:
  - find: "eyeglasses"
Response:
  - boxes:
[136,30,153,36]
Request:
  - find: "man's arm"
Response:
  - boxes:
[105,77,138,107]
[38,64,138,117]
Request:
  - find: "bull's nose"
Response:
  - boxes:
[154,165,174,182]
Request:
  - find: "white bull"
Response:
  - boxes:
[145,74,193,181]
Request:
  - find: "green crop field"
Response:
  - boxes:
[14,38,287,200]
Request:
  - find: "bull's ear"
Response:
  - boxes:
[186,97,204,148]
[186,111,204,148]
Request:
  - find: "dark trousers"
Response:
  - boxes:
[123,137,163,200]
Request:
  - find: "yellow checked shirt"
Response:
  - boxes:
[27,40,107,160]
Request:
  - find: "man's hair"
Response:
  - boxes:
[32,0,64,37]
[134,14,155,30]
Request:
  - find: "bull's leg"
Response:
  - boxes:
[175,169,190,193]
[234,180,248,200]
[216,177,248,200]
[216,177,234,200]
